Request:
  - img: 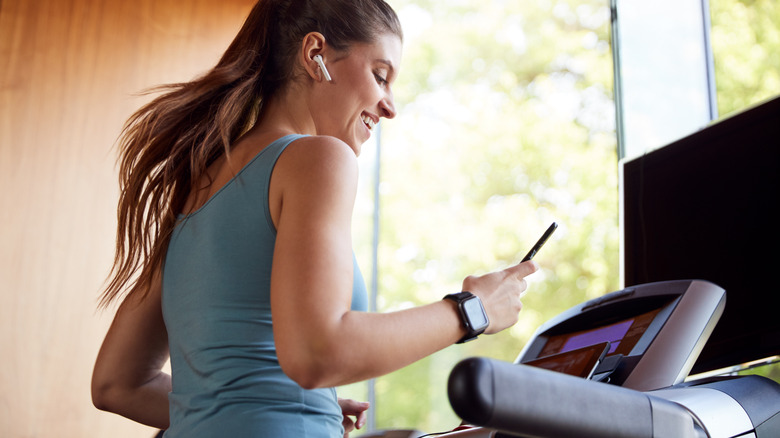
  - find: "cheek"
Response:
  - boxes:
[351,73,383,103]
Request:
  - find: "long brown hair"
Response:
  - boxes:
[100,0,402,308]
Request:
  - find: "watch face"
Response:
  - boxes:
[463,297,489,330]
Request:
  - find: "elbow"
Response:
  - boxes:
[91,383,112,412]
[279,358,329,390]
[278,349,340,390]
[287,374,324,391]
[91,372,121,413]
[275,320,359,389]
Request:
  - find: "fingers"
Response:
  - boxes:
[355,410,368,429]
[356,409,368,429]
[338,398,370,416]
[517,278,528,295]
[511,261,539,297]
[510,260,540,278]
[343,416,355,435]
[457,259,541,337]
[338,398,369,434]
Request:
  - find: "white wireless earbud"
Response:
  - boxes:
[313,54,332,82]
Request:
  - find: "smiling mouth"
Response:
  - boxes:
[361,114,377,130]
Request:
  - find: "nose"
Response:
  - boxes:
[379,90,396,119]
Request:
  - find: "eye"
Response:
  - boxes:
[373,72,388,86]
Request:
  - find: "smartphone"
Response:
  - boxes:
[521,222,558,262]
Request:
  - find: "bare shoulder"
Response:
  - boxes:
[284,135,357,165]
[275,135,359,187]
[268,136,359,227]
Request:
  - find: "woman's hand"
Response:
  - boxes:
[462,260,539,335]
[338,398,369,437]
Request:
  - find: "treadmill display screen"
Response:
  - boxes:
[539,307,662,358]
[524,342,610,379]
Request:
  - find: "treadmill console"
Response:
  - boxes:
[434,279,780,438]
[516,279,725,391]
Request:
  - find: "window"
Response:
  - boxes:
[345,0,618,432]
[345,0,779,433]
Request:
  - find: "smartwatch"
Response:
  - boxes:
[443,291,489,344]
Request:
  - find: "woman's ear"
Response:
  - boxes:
[301,32,329,82]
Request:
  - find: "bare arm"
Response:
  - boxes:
[270,137,537,389]
[91,270,171,429]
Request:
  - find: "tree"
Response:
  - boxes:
[354,0,619,431]
[346,0,780,433]
[710,0,780,115]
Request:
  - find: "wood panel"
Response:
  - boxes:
[0,0,254,435]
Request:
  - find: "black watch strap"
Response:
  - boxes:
[443,291,489,344]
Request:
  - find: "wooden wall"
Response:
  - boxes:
[0,0,254,435]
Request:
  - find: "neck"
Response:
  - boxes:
[254,84,319,137]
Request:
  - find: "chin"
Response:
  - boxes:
[347,133,371,156]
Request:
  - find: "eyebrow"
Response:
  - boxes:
[376,59,395,74]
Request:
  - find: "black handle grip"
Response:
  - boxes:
[448,357,700,438]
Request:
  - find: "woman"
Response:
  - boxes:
[91,0,539,436]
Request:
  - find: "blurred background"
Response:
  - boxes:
[1,0,777,436]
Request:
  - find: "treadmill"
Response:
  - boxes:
[365,97,780,438]
[441,97,780,438]
[445,279,780,437]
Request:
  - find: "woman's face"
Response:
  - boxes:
[313,33,402,155]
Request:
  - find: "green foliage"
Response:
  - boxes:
[351,0,619,432]
[346,0,779,434]
[710,0,780,115]
[738,361,780,382]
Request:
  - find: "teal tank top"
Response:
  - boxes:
[162,134,368,437]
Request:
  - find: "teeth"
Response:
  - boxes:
[361,114,376,130]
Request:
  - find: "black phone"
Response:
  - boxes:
[521,222,558,262]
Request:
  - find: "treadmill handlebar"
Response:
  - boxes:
[448,357,704,438]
